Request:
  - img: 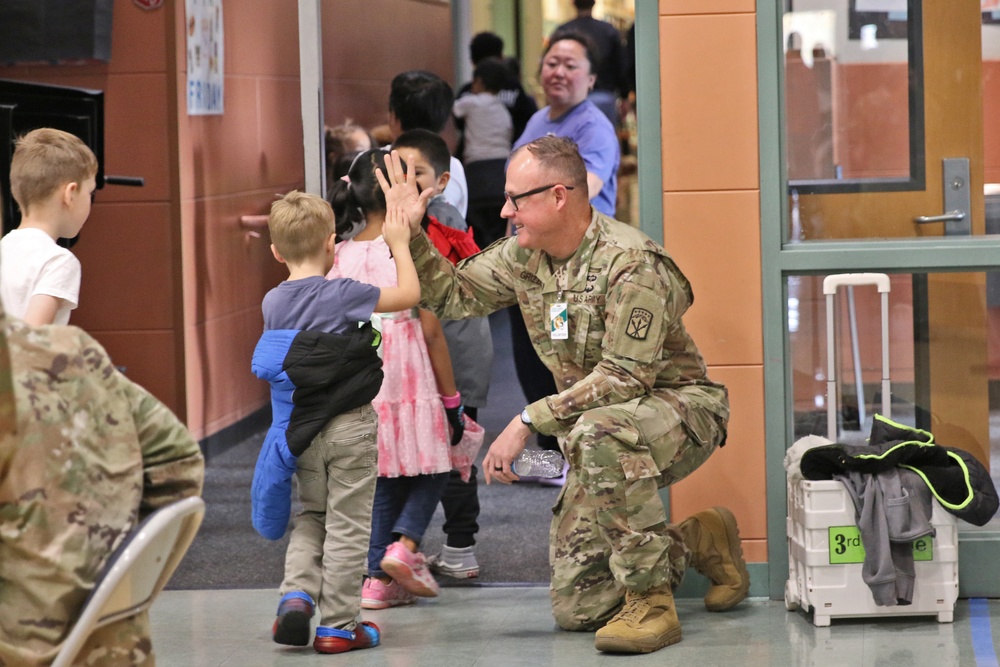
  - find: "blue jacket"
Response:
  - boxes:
[251,323,383,539]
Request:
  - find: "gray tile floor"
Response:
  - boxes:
[150,587,999,666]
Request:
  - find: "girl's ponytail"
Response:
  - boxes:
[328,177,363,240]
[327,148,403,240]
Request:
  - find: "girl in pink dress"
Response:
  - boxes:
[327,150,466,609]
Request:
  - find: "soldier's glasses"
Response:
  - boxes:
[504,183,574,211]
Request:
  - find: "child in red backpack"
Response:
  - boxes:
[391,130,493,583]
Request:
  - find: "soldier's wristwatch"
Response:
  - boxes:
[520,407,537,433]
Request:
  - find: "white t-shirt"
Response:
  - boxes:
[0,228,81,325]
[453,92,513,163]
[443,155,468,218]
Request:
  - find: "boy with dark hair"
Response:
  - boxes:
[389,71,454,134]
[391,130,451,189]
[388,70,469,219]
[391,130,493,580]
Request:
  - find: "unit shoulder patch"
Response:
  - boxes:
[626,308,653,340]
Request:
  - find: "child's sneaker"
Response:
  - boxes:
[361,577,416,610]
[428,545,480,579]
[313,621,381,654]
[380,541,441,597]
[272,591,314,646]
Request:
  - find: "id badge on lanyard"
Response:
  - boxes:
[550,267,569,340]
[550,301,568,340]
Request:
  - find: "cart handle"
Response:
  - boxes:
[823,273,890,294]
[823,272,891,440]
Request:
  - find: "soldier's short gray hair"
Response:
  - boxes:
[516,136,588,191]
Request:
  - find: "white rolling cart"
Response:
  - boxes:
[784,273,959,627]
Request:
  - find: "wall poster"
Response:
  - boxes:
[186,0,223,115]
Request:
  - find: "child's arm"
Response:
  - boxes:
[419,308,465,445]
[22,294,61,326]
[420,309,457,396]
[375,205,421,312]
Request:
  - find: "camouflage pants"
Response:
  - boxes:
[0,612,153,666]
[548,395,725,631]
[76,613,155,666]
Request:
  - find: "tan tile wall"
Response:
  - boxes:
[658,1,766,562]
[0,2,185,414]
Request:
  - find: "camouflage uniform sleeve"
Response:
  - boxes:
[411,231,519,318]
[530,254,689,433]
[125,379,205,517]
[0,324,14,479]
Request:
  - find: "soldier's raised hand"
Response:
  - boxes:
[375,150,433,238]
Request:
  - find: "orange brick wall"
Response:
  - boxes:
[0,2,186,415]
[178,0,454,440]
[658,0,766,563]
[0,1,454,440]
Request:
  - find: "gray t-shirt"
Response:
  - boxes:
[262,275,379,333]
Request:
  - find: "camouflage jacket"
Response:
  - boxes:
[0,317,205,666]
[411,208,729,435]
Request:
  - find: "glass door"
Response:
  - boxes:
[764,0,1000,598]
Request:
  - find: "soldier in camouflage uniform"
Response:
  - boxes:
[0,273,205,664]
[377,137,750,654]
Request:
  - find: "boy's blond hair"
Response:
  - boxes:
[10,128,98,213]
[268,190,336,263]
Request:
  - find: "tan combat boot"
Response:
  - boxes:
[593,586,682,654]
[678,506,750,611]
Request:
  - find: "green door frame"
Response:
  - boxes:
[756,0,1000,599]
[634,1,664,246]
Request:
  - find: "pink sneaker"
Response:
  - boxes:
[380,542,441,598]
[361,577,415,610]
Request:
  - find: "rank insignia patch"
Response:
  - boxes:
[626,308,653,340]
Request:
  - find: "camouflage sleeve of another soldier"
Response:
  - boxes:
[0,312,204,666]
[128,373,206,516]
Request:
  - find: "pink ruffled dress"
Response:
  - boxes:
[329,235,452,477]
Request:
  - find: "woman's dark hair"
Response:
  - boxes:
[327,149,405,238]
[543,29,601,73]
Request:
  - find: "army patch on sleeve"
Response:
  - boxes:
[626,308,653,340]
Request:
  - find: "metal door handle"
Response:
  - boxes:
[913,210,966,223]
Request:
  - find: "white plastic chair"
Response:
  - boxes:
[51,496,206,667]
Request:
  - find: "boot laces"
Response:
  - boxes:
[612,596,652,625]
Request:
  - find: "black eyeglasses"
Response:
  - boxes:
[503,183,574,211]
